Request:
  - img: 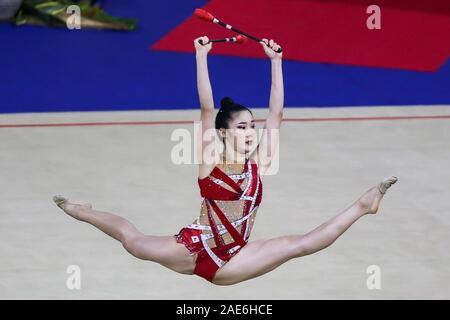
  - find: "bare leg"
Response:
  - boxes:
[212,176,398,285]
[53,196,197,274]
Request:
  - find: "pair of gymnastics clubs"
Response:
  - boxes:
[198,35,247,46]
[194,8,283,53]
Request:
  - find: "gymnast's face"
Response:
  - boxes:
[221,110,257,157]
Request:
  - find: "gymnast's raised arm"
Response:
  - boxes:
[253,38,284,172]
[194,36,216,178]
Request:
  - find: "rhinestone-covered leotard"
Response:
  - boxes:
[174,157,263,282]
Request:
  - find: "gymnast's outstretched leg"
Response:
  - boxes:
[53,196,196,275]
[212,176,398,286]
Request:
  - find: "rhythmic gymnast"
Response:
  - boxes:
[53,36,398,286]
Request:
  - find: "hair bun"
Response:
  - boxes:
[220,97,234,109]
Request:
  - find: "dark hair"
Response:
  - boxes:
[215,97,253,130]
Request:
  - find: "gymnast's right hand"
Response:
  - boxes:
[194,36,212,56]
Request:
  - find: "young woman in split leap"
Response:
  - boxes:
[53,36,398,285]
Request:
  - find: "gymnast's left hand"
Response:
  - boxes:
[260,38,283,60]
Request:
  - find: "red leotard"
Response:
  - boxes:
[174,157,263,283]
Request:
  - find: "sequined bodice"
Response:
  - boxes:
[192,158,263,250]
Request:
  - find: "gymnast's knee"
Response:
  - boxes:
[286,235,311,258]
[122,235,147,260]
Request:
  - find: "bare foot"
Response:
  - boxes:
[358,176,398,214]
[53,195,92,220]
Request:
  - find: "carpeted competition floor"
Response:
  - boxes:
[1,106,449,299]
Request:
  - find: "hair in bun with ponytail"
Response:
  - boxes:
[220,97,235,109]
[215,97,253,130]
